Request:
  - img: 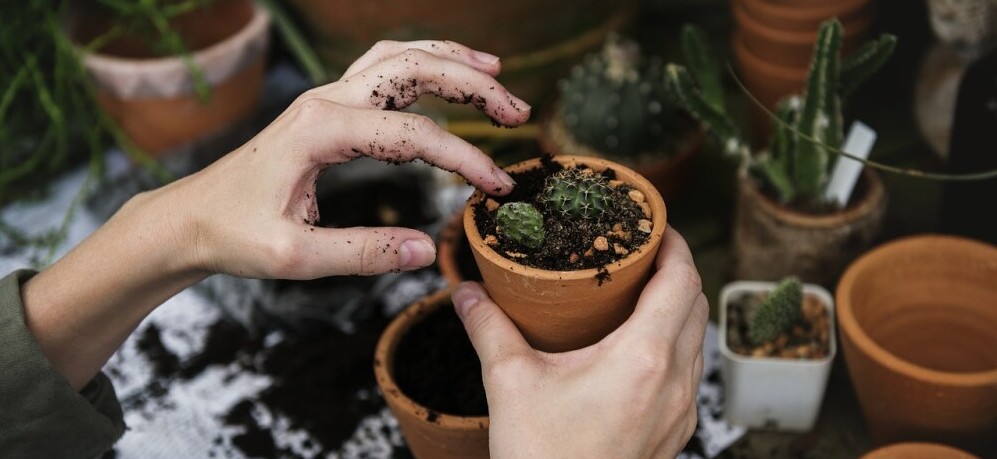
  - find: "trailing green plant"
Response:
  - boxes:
[748,277,803,345]
[557,34,681,159]
[496,202,545,249]
[541,168,613,221]
[664,20,896,208]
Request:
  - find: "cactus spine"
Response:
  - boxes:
[496,202,545,249]
[748,277,804,345]
[542,169,613,221]
[664,20,896,206]
[557,34,676,157]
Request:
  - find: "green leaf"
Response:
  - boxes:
[680,24,724,114]
[840,34,897,98]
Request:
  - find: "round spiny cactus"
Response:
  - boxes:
[496,202,545,249]
[748,277,804,345]
[557,33,676,157]
[541,169,612,221]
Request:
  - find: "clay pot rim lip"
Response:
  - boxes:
[734,0,873,45]
[836,234,997,385]
[738,0,872,27]
[463,155,667,281]
[718,280,837,366]
[373,286,491,429]
[537,100,707,171]
[859,441,979,459]
[738,169,885,229]
[76,3,269,68]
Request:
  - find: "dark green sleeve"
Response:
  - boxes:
[0,270,125,457]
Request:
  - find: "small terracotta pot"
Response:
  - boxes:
[860,442,980,459]
[77,1,269,155]
[732,169,886,287]
[437,210,482,285]
[538,102,705,203]
[463,155,666,352]
[837,235,997,456]
[374,287,489,459]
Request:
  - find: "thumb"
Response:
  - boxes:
[281,225,437,279]
[451,282,532,367]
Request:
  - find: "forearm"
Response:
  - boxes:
[21,182,207,390]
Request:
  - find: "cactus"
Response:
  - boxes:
[664,20,896,206]
[557,34,677,157]
[748,277,804,345]
[496,202,545,249]
[541,168,613,221]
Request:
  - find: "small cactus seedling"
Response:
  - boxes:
[542,168,613,221]
[496,202,545,249]
[557,34,678,157]
[748,277,804,345]
[664,20,896,207]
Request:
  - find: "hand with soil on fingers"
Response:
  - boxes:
[18,39,531,392]
[452,227,708,459]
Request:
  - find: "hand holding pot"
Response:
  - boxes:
[452,227,708,458]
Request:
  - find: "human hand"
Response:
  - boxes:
[452,227,708,458]
[158,39,531,280]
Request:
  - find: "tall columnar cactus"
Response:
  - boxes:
[664,20,896,206]
[542,169,613,221]
[748,277,803,345]
[496,202,545,249]
[557,34,677,157]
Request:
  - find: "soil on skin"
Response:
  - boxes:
[392,304,487,418]
[473,155,651,271]
[725,292,832,359]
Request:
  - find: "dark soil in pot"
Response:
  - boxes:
[472,155,651,271]
[392,303,487,418]
[725,292,832,359]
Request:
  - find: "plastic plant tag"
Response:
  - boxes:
[824,121,877,206]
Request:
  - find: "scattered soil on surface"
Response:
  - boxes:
[393,304,487,418]
[725,292,832,359]
[473,155,651,271]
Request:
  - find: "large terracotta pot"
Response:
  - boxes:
[374,287,489,459]
[837,235,997,456]
[463,155,667,352]
[286,0,636,114]
[437,210,482,286]
[74,0,269,155]
[860,442,980,459]
[732,169,886,287]
[538,103,705,204]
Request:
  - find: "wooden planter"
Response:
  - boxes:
[463,155,666,352]
[732,170,886,287]
[374,287,489,459]
[837,235,997,456]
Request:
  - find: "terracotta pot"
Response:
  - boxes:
[463,155,667,352]
[860,442,980,459]
[374,287,489,459]
[75,1,269,155]
[734,0,874,68]
[837,235,997,456]
[436,210,483,285]
[538,102,705,203]
[732,169,886,287]
[739,0,873,33]
[286,0,636,114]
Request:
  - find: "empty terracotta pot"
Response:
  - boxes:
[733,170,886,287]
[374,287,489,459]
[837,235,997,456]
[860,442,980,459]
[463,155,666,352]
[436,210,482,285]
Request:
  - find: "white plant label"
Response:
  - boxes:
[824,121,877,206]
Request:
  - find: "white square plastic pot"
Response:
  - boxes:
[718,281,836,432]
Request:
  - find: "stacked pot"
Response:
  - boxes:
[733,0,876,138]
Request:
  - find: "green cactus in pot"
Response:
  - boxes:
[541,168,613,221]
[496,202,545,249]
[664,19,896,207]
[748,277,804,345]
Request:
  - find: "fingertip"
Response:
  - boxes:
[399,238,437,270]
[452,281,486,319]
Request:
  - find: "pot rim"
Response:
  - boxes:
[859,441,979,459]
[739,0,871,24]
[738,169,886,229]
[463,155,667,281]
[836,234,997,385]
[734,0,874,45]
[374,286,490,429]
[719,280,837,366]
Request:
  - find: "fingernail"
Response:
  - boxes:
[399,239,436,269]
[472,50,500,65]
[452,282,484,318]
[494,167,516,192]
[507,93,532,112]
